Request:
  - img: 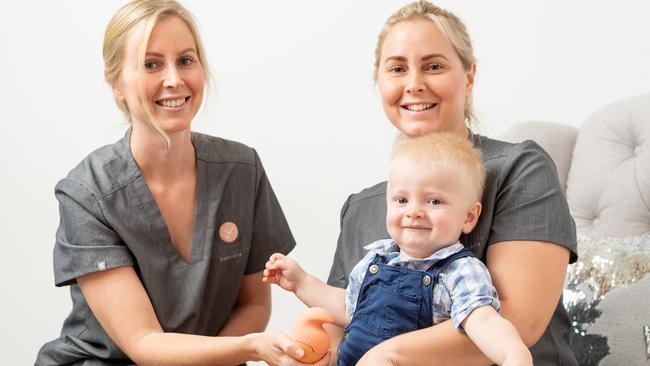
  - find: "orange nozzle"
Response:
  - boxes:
[290,307,335,363]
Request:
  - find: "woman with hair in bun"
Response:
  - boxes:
[326,2,577,365]
[36,1,328,365]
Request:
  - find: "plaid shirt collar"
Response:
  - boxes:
[363,239,465,270]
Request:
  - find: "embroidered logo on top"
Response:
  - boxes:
[219,221,239,243]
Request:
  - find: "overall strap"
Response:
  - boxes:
[369,242,399,265]
[426,247,476,273]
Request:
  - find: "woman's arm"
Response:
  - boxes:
[217,271,271,336]
[78,266,327,366]
[357,240,570,366]
[486,241,569,346]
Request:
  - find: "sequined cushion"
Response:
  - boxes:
[564,233,650,365]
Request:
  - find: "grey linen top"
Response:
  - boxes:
[327,134,578,366]
[36,131,295,365]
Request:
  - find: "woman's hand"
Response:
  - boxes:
[251,330,331,366]
[263,253,307,293]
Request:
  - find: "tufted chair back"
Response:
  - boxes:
[498,93,650,238]
[565,94,650,238]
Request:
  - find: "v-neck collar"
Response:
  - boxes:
[122,128,205,265]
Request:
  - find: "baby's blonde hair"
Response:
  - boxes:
[103,0,210,148]
[391,132,485,203]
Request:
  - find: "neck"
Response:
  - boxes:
[398,240,460,260]
[130,123,196,184]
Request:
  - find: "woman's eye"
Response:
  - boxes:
[144,60,159,70]
[179,57,194,66]
[427,198,442,205]
[388,65,406,73]
[425,63,443,72]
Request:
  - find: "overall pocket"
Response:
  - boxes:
[355,271,424,337]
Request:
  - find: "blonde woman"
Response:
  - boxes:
[326,1,578,365]
[35,1,328,365]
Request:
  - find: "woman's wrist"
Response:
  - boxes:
[242,332,263,361]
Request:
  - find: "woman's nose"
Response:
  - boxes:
[405,71,425,94]
[163,66,184,88]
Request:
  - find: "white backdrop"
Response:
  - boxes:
[2,1,649,364]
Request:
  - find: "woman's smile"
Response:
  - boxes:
[155,96,191,110]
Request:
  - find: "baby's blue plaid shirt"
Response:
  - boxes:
[345,239,500,330]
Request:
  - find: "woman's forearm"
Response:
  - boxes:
[358,320,492,366]
[133,332,258,366]
[217,301,271,336]
[219,271,272,336]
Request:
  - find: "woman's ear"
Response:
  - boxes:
[113,85,125,101]
[462,201,481,234]
[465,63,476,96]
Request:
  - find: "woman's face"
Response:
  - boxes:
[116,16,204,133]
[377,18,475,137]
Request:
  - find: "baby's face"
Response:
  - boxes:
[386,159,477,259]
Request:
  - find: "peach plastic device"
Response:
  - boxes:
[290,307,335,363]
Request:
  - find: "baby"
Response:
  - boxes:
[264,132,532,366]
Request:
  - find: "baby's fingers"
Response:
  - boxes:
[262,268,277,282]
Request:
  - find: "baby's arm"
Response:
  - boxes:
[263,253,349,327]
[462,306,532,366]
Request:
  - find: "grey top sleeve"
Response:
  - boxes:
[467,139,577,262]
[327,184,389,288]
[327,195,354,288]
[53,178,134,287]
[244,150,296,274]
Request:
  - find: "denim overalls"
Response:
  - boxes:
[337,247,475,366]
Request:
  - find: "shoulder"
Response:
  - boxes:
[344,181,387,211]
[443,255,490,277]
[348,245,382,281]
[59,135,139,201]
[439,256,495,298]
[473,134,557,188]
[473,134,553,167]
[192,132,257,167]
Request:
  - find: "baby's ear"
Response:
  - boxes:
[462,202,482,234]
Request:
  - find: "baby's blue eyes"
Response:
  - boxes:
[394,197,441,205]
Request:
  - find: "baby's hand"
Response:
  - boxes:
[262,253,306,293]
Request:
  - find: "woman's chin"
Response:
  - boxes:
[394,121,441,137]
[155,120,193,134]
